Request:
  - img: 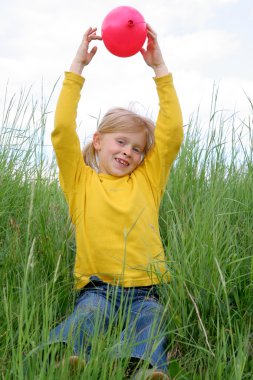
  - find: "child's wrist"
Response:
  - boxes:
[153,63,169,78]
[70,60,85,75]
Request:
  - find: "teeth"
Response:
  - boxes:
[116,158,128,166]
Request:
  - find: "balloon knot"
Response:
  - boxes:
[128,19,134,27]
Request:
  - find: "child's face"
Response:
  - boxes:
[93,131,147,176]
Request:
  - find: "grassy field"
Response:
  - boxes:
[0,86,252,379]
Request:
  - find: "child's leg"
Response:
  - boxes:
[121,292,168,374]
[49,288,112,358]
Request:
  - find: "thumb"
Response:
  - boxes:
[140,48,146,56]
[90,46,98,58]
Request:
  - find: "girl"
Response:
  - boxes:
[50,25,183,379]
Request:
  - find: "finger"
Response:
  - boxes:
[84,27,93,39]
[140,48,146,56]
[89,46,98,58]
[146,27,157,42]
[87,26,97,35]
[89,33,102,41]
[146,23,157,35]
[84,27,101,43]
[81,30,92,46]
[87,27,102,37]
[147,30,156,41]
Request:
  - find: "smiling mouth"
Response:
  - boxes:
[115,157,129,166]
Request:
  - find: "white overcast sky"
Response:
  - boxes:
[0,0,252,147]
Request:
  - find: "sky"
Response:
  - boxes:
[0,0,252,148]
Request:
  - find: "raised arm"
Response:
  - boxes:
[141,25,183,197]
[140,24,169,78]
[51,28,102,193]
[70,27,102,75]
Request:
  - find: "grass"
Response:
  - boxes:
[0,83,252,379]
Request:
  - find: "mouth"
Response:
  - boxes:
[115,157,129,167]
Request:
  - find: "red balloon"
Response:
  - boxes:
[102,6,147,57]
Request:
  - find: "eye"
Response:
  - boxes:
[133,147,141,153]
[116,139,124,145]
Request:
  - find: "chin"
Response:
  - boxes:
[112,171,129,177]
[112,168,132,177]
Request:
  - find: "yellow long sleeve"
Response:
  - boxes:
[52,72,183,289]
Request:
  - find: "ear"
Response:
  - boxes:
[93,132,102,151]
[138,153,145,165]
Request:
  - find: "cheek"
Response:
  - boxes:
[111,143,121,153]
[133,153,143,165]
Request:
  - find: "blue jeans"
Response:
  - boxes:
[49,277,168,372]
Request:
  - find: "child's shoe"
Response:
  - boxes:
[132,368,170,380]
[55,355,86,373]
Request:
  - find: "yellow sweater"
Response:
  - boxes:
[52,72,183,289]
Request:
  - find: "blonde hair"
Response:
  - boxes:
[82,107,155,170]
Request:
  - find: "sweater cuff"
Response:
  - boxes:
[64,71,85,86]
[153,73,173,85]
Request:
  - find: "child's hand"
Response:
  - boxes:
[140,24,169,77]
[70,27,102,75]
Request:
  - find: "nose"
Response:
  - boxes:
[123,146,132,157]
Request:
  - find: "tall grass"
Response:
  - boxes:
[0,84,252,379]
